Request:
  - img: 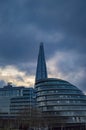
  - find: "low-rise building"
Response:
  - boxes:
[0,83,35,117]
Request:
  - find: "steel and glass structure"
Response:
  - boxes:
[10,88,36,115]
[0,83,23,114]
[35,42,47,82]
[35,43,86,129]
[35,78,86,123]
[0,83,35,117]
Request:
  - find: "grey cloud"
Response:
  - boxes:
[0,0,85,60]
[55,52,86,92]
[0,26,39,65]
[0,0,85,92]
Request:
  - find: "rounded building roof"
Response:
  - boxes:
[35,78,84,95]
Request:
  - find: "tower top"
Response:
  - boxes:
[35,42,47,83]
[40,42,43,46]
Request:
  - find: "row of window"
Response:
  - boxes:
[37,90,82,96]
[37,95,86,101]
[11,100,35,103]
[0,90,21,96]
[23,91,35,94]
[10,104,34,108]
[72,116,86,123]
[36,85,77,91]
[0,89,35,97]
[11,96,35,100]
[44,111,86,116]
[41,106,86,111]
[35,81,69,87]
[10,108,29,111]
[37,100,86,106]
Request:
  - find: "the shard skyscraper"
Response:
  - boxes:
[35,42,47,83]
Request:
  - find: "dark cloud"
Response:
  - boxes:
[0,0,86,92]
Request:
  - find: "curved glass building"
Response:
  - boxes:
[35,78,86,123]
[35,43,86,129]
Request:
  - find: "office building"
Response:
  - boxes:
[35,43,86,129]
[0,83,35,117]
[10,88,36,115]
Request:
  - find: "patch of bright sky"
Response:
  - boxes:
[0,65,35,87]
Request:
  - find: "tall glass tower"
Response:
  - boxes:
[35,42,47,83]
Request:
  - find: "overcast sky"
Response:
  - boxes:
[0,0,86,93]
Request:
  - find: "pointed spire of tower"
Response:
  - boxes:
[35,42,47,83]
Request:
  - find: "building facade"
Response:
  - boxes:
[0,83,35,117]
[35,78,86,123]
[35,43,86,129]
[10,88,36,115]
[0,83,23,114]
